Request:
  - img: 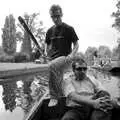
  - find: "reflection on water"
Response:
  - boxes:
[0,72,49,120]
[2,81,17,112]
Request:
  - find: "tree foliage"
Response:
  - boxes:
[84,47,97,65]
[112,45,120,60]
[98,45,112,58]
[112,1,120,31]
[112,0,120,60]
[2,14,17,55]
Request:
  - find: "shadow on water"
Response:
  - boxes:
[2,81,17,112]
[0,71,49,120]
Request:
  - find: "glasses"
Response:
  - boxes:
[75,67,87,71]
[51,15,61,18]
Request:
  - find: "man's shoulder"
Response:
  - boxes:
[62,22,73,30]
[47,25,55,32]
[86,75,98,85]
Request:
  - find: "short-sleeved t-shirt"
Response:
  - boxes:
[45,23,79,59]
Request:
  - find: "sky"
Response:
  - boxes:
[0,0,119,53]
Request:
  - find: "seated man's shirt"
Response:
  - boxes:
[63,73,105,107]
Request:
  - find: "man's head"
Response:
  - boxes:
[49,5,63,26]
[72,58,87,80]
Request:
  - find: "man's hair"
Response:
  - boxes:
[49,4,63,16]
[72,57,87,71]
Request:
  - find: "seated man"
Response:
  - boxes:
[61,58,113,120]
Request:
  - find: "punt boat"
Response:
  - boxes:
[25,93,120,120]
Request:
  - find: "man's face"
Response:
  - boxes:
[74,62,87,80]
[50,10,62,26]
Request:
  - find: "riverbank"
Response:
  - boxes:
[0,62,49,79]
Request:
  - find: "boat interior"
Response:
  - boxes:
[29,97,120,120]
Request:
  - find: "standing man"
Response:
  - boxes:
[45,4,79,60]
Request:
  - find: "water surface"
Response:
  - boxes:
[0,72,49,120]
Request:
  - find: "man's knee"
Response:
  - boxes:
[61,109,81,120]
[91,110,111,120]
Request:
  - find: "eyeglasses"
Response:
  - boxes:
[75,67,87,71]
[51,15,61,18]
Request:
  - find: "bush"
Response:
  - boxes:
[14,52,30,63]
[0,54,14,62]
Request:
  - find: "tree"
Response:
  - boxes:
[98,45,112,58]
[2,14,17,55]
[112,46,120,60]
[112,0,120,60]
[84,47,97,65]
[112,1,120,31]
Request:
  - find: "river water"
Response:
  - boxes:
[0,71,49,120]
[0,69,120,120]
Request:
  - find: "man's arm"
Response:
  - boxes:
[44,43,51,56]
[69,92,102,107]
[68,40,79,60]
[68,91,112,111]
[73,41,79,53]
[44,43,47,56]
[89,77,114,112]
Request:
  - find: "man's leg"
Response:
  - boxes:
[61,109,86,120]
[91,110,112,120]
[49,56,67,98]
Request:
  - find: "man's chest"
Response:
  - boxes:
[49,28,64,46]
[72,79,95,95]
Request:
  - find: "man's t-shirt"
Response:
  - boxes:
[63,74,105,107]
[45,23,79,59]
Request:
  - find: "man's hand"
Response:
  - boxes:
[92,97,113,112]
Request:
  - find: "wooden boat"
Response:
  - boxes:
[25,94,120,120]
